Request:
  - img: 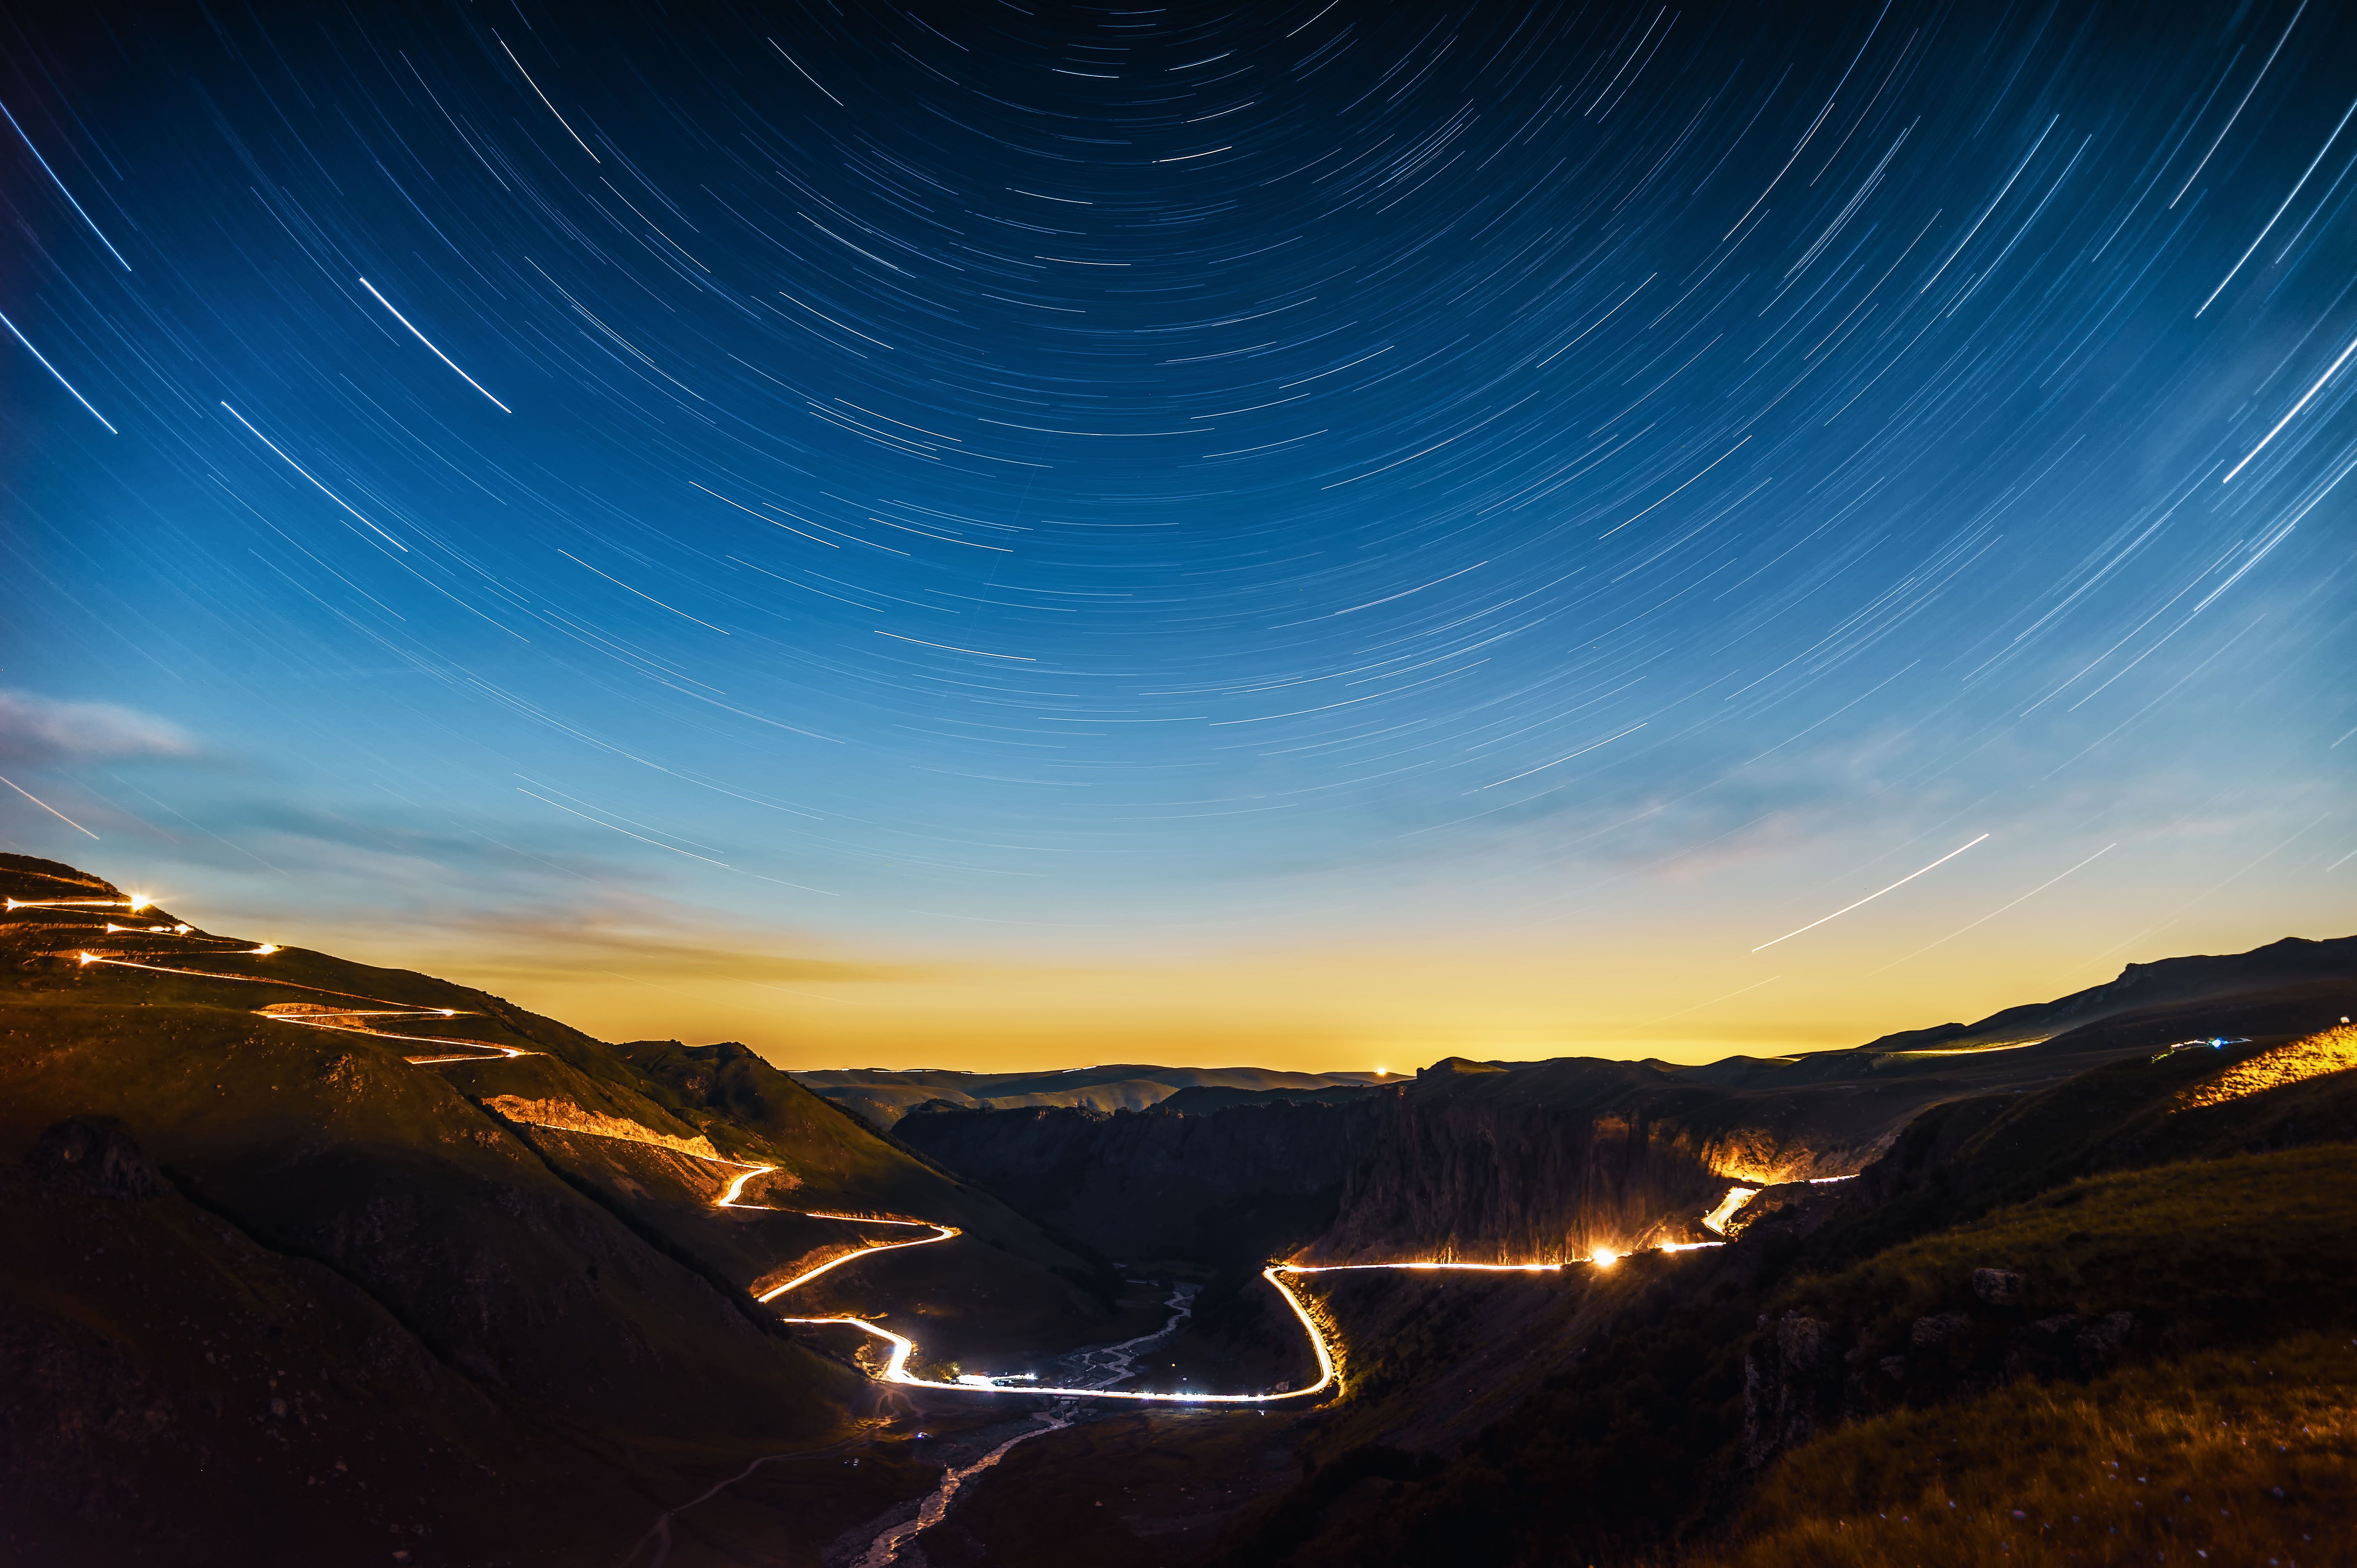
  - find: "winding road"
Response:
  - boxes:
[28,895,1756,1410]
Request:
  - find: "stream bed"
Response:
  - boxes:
[833,1282,1200,1568]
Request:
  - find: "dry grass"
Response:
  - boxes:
[1773,1143,2357,1346]
[2173,1025,2357,1113]
[1707,1333,2357,1567]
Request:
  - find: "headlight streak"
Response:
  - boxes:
[19,896,1826,1408]
[1701,1184,1761,1236]
[494,1089,1755,1406]
[261,1008,533,1065]
[44,913,534,1064]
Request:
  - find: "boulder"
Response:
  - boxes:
[1971,1266,2026,1305]
[1743,1313,1836,1467]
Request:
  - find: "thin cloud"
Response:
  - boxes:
[0,690,197,766]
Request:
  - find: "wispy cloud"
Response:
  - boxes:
[0,690,197,766]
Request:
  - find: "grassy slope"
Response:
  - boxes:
[1779,1143,2357,1364]
[1712,1334,2357,1567]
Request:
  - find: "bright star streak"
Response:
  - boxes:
[1751,833,1991,952]
[219,403,407,549]
[0,775,101,838]
[0,310,118,433]
[1871,842,2118,972]
[0,94,131,269]
[2222,328,2357,483]
[358,279,512,411]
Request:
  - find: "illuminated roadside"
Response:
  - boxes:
[24,894,1765,1408]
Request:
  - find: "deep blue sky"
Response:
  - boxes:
[2,0,2351,1067]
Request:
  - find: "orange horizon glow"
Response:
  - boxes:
[50,876,2350,1079]
[385,901,2345,1075]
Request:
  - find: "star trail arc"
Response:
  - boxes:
[0,0,2352,1067]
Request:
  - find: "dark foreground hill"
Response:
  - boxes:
[0,853,1126,1567]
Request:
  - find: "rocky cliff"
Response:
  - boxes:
[896,1095,1385,1265]
[899,1056,1903,1267]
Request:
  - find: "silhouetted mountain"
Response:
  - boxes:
[897,936,2357,1274]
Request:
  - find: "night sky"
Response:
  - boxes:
[3,0,2352,1069]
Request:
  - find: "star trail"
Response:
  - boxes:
[1,0,2350,1067]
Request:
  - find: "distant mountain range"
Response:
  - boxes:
[793,1063,1388,1126]
[890,934,2357,1273]
[800,932,2357,1134]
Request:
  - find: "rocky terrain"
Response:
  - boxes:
[893,1024,2357,1567]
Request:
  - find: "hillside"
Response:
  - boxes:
[0,853,1126,1566]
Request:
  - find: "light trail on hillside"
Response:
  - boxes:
[259,1005,539,1064]
[8,895,154,910]
[16,896,1777,1407]
[42,908,541,1062]
[1702,1185,1762,1235]
[502,1107,1765,1405]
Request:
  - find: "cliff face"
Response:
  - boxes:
[1313,1081,1732,1263]
[898,1061,1843,1267]
[896,1097,1385,1264]
[895,1045,2198,1269]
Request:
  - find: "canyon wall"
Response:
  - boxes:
[898,1055,2020,1268]
[895,1096,1383,1264]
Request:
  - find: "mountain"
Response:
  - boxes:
[0,853,1124,1566]
[792,1063,1385,1128]
[894,936,2357,1276]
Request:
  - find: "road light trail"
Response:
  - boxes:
[259,1006,536,1063]
[18,895,1769,1407]
[495,1095,1682,1404]
[27,897,536,1063]
[1702,1185,1761,1235]
[66,938,536,1063]
[757,1215,962,1299]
